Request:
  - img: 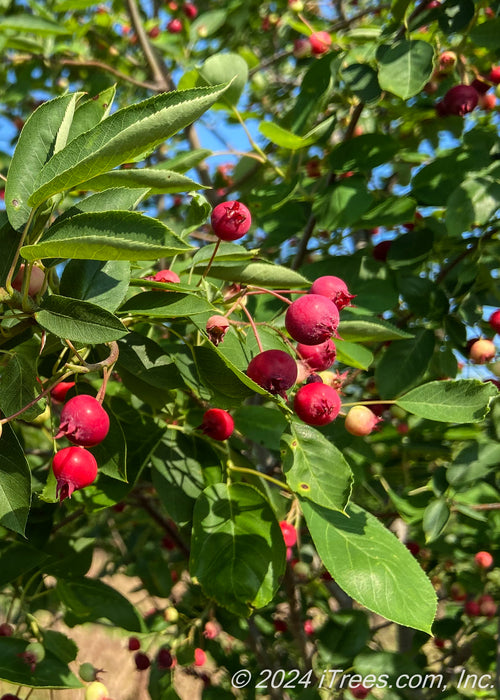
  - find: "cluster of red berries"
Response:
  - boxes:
[51,392,109,501]
[435,65,500,117]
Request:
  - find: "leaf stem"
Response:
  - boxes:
[240,304,264,353]
[197,239,221,285]
[228,464,290,491]
[5,208,37,295]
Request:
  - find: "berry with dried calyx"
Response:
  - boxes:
[52,446,98,502]
[56,395,109,447]
[194,648,206,667]
[294,383,341,426]
[286,295,340,345]
[134,652,151,671]
[297,339,336,372]
[469,338,496,364]
[203,621,222,640]
[206,315,230,345]
[474,551,493,568]
[211,201,252,241]
[309,31,331,55]
[344,405,382,436]
[247,350,298,397]
[309,275,355,310]
[50,381,75,403]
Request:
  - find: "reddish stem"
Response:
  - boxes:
[240,305,264,353]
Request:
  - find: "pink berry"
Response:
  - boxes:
[50,381,75,403]
[478,594,497,618]
[297,340,336,372]
[488,65,500,84]
[464,600,481,617]
[206,315,230,345]
[146,269,180,290]
[200,408,234,441]
[351,685,370,699]
[247,350,298,397]
[285,295,340,345]
[489,310,500,334]
[211,201,252,241]
[183,2,198,18]
[344,405,382,436]
[439,50,456,70]
[167,18,183,33]
[303,620,314,636]
[148,26,160,38]
[294,383,341,426]
[134,652,151,670]
[475,551,493,568]
[128,637,141,651]
[12,264,45,297]
[441,84,479,116]
[279,521,297,547]
[203,621,222,640]
[478,92,496,110]
[56,395,110,447]
[194,648,206,666]
[52,447,98,501]
[309,275,355,310]
[309,30,331,55]
[469,338,496,364]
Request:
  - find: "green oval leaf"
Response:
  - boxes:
[376,40,435,99]
[198,53,248,106]
[375,329,435,399]
[301,500,437,633]
[201,261,310,288]
[21,211,192,263]
[423,499,450,543]
[35,295,128,344]
[338,315,414,342]
[76,168,205,194]
[0,424,31,536]
[0,637,82,689]
[60,260,130,312]
[281,421,353,512]
[190,482,286,616]
[335,340,374,370]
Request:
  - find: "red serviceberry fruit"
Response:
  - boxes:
[303,620,314,636]
[293,37,311,58]
[52,446,98,501]
[286,295,340,345]
[273,619,287,632]
[146,269,181,290]
[309,30,331,55]
[279,521,297,547]
[309,275,355,310]
[469,338,496,364]
[194,648,206,666]
[297,339,336,371]
[200,408,234,441]
[167,18,183,32]
[478,92,497,110]
[471,77,490,95]
[247,349,298,397]
[488,65,500,84]
[475,551,494,568]
[128,637,141,651]
[134,652,151,671]
[211,201,252,241]
[450,582,466,601]
[406,541,420,556]
[294,383,341,426]
[372,240,392,262]
[50,381,75,403]
[489,310,500,334]
[438,50,456,71]
[12,264,45,297]
[306,373,323,384]
[351,685,370,699]
[206,315,230,345]
[441,84,479,116]
[464,600,481,617]
[183,2,198,18]
[148,25,160,38]
[478,594,497,618]
[434,638,445,648]
[344,405,382,436]
[157,647,174,669]
[203,621,222,640]
[56,395,110,446]
[1,696,21,700]
[0,623,13,636]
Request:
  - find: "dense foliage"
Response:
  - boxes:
[0,0,500,698]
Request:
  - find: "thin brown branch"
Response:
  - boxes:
[125,0,174,91]
[58,58,158,91]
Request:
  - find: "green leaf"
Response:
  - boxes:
[156,149,212,173]
[191,242,255,265]
[376,40,435,99]
[0,637,82,689]
[119,291,214,318]
[281,421,353,512]
[6,93,83,231]
[313,178,374,229]
[396,379,499,423]
[359,196,417,228]
[0,424,31,536]
[0,212,20,287]
[28,84,232,207]
[233,406,288,451]
[189,9,227,40]
[0,342,46,422]
[56,578,145,632]
[446,177,500,237]
[21,211,192,263]
[41,630,78,665]
[470,18,500,48]
[198,261,310,288]
[335,340,374,370]
[67,86,116,142]
[60,260,130,313]
[342,63,381,103]
[190,483,286,616]
[0,14,71,35]
[0,543,47,587]
[301,500,437,633]
[259,122,318,150]
[197,53,248,106]
[329,134,399,173]
[193,345,262,408]
[77,169,205,194]
[35,295,128,344]
[338,315,414,342]
[423,499,450,542]
[375,329,435,399]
